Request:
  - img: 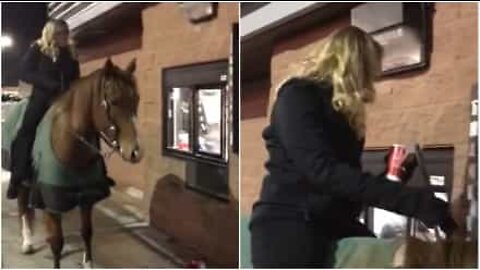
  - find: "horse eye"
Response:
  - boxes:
[110,99,120,106]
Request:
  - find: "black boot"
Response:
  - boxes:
[7,164,32,200]
[6,175,20,200]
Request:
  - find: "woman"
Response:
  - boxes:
[249,26,457,267]
[7,19,80,199]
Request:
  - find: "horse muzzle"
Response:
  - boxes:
[120,143,143,163]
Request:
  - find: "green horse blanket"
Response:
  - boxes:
[2,99,110,213]
[240,214,401,268]
[334,237,401,268]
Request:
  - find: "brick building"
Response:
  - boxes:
[49,3,239,267]
[241,1,477,238]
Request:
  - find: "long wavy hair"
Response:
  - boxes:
[295,26,383,139]
[35,19,76,61]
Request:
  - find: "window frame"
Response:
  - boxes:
[360,145,454,238]
[193,83,226,160]
[162,60,229,166]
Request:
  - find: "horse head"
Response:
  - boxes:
[93,58,142,163]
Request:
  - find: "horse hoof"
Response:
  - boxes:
[21,244,34,255]
[82,261,93,268]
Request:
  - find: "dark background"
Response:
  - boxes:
[2,3,47,87]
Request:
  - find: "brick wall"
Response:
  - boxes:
[240,78,270,215]
[241,79,271,119]
[140,4,239,266]
[241,3,478,218]
[138,2,238,201]
[78,3,239,266]
[365,3,477,217]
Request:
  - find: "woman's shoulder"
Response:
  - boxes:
[24,41,42,56]
[277,76,333,101]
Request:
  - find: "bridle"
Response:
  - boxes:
[98,96,120,150]
[72,77,122,159]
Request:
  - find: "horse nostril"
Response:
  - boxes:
[131,149,139,161]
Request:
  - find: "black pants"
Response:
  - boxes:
[10,94,51,184]
[250,217,375,268]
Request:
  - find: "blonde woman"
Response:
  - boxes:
[7,19,79,199]
[249,26,457,267]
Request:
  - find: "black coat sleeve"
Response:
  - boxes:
[273,80,449,227]
[19,44,60,93]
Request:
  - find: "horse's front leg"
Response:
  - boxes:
[44,211,63,268]
[80,204,94,268]
[17,186,34,254]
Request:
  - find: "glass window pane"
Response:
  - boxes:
[373,25,422,73]
[197,88,222,156]
[372,208,407,239]
[167,87,191,152]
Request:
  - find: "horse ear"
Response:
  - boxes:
[104,58,114,74]
[126,58,136,74]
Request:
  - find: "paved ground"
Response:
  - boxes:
[1,169,183,268]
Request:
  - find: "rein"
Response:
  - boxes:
[71,132,116,159]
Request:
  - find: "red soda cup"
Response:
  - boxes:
[386,144,409,182]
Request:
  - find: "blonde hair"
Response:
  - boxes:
[36,19,76,61]
[296,26,383,139]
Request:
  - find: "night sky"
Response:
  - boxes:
[2,3,47,87]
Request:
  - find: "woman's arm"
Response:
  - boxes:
[72,59,80,81]
[274,80,449,227]
[19,43,60,93]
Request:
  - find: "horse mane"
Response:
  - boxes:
[51,68,103,114]
[403,235,477,267]
[403,194,477,268]
[52,62,137,115]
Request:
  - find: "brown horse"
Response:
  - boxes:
[333,198,477,268]
[331,223,477,268]
[396,233,477,268]
[16,58,142,268]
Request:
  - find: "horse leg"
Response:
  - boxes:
[44,212,63,268]
[80,204,93,268]
[17,186,34,254]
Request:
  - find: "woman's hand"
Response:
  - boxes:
[382,149,459,236]
[382,152,418,184]
[412,190,459,238]
[400,153,417,183]
[439,214,458,236]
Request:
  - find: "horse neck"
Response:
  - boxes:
[57,71,101,136]
[51,71,102,167]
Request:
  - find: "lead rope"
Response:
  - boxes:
[71,132,116,160]
[414,143,442,241]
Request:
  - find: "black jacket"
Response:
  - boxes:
[20,42,79,102]
[251,78,449,228]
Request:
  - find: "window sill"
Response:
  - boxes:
[162,148,228,167]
